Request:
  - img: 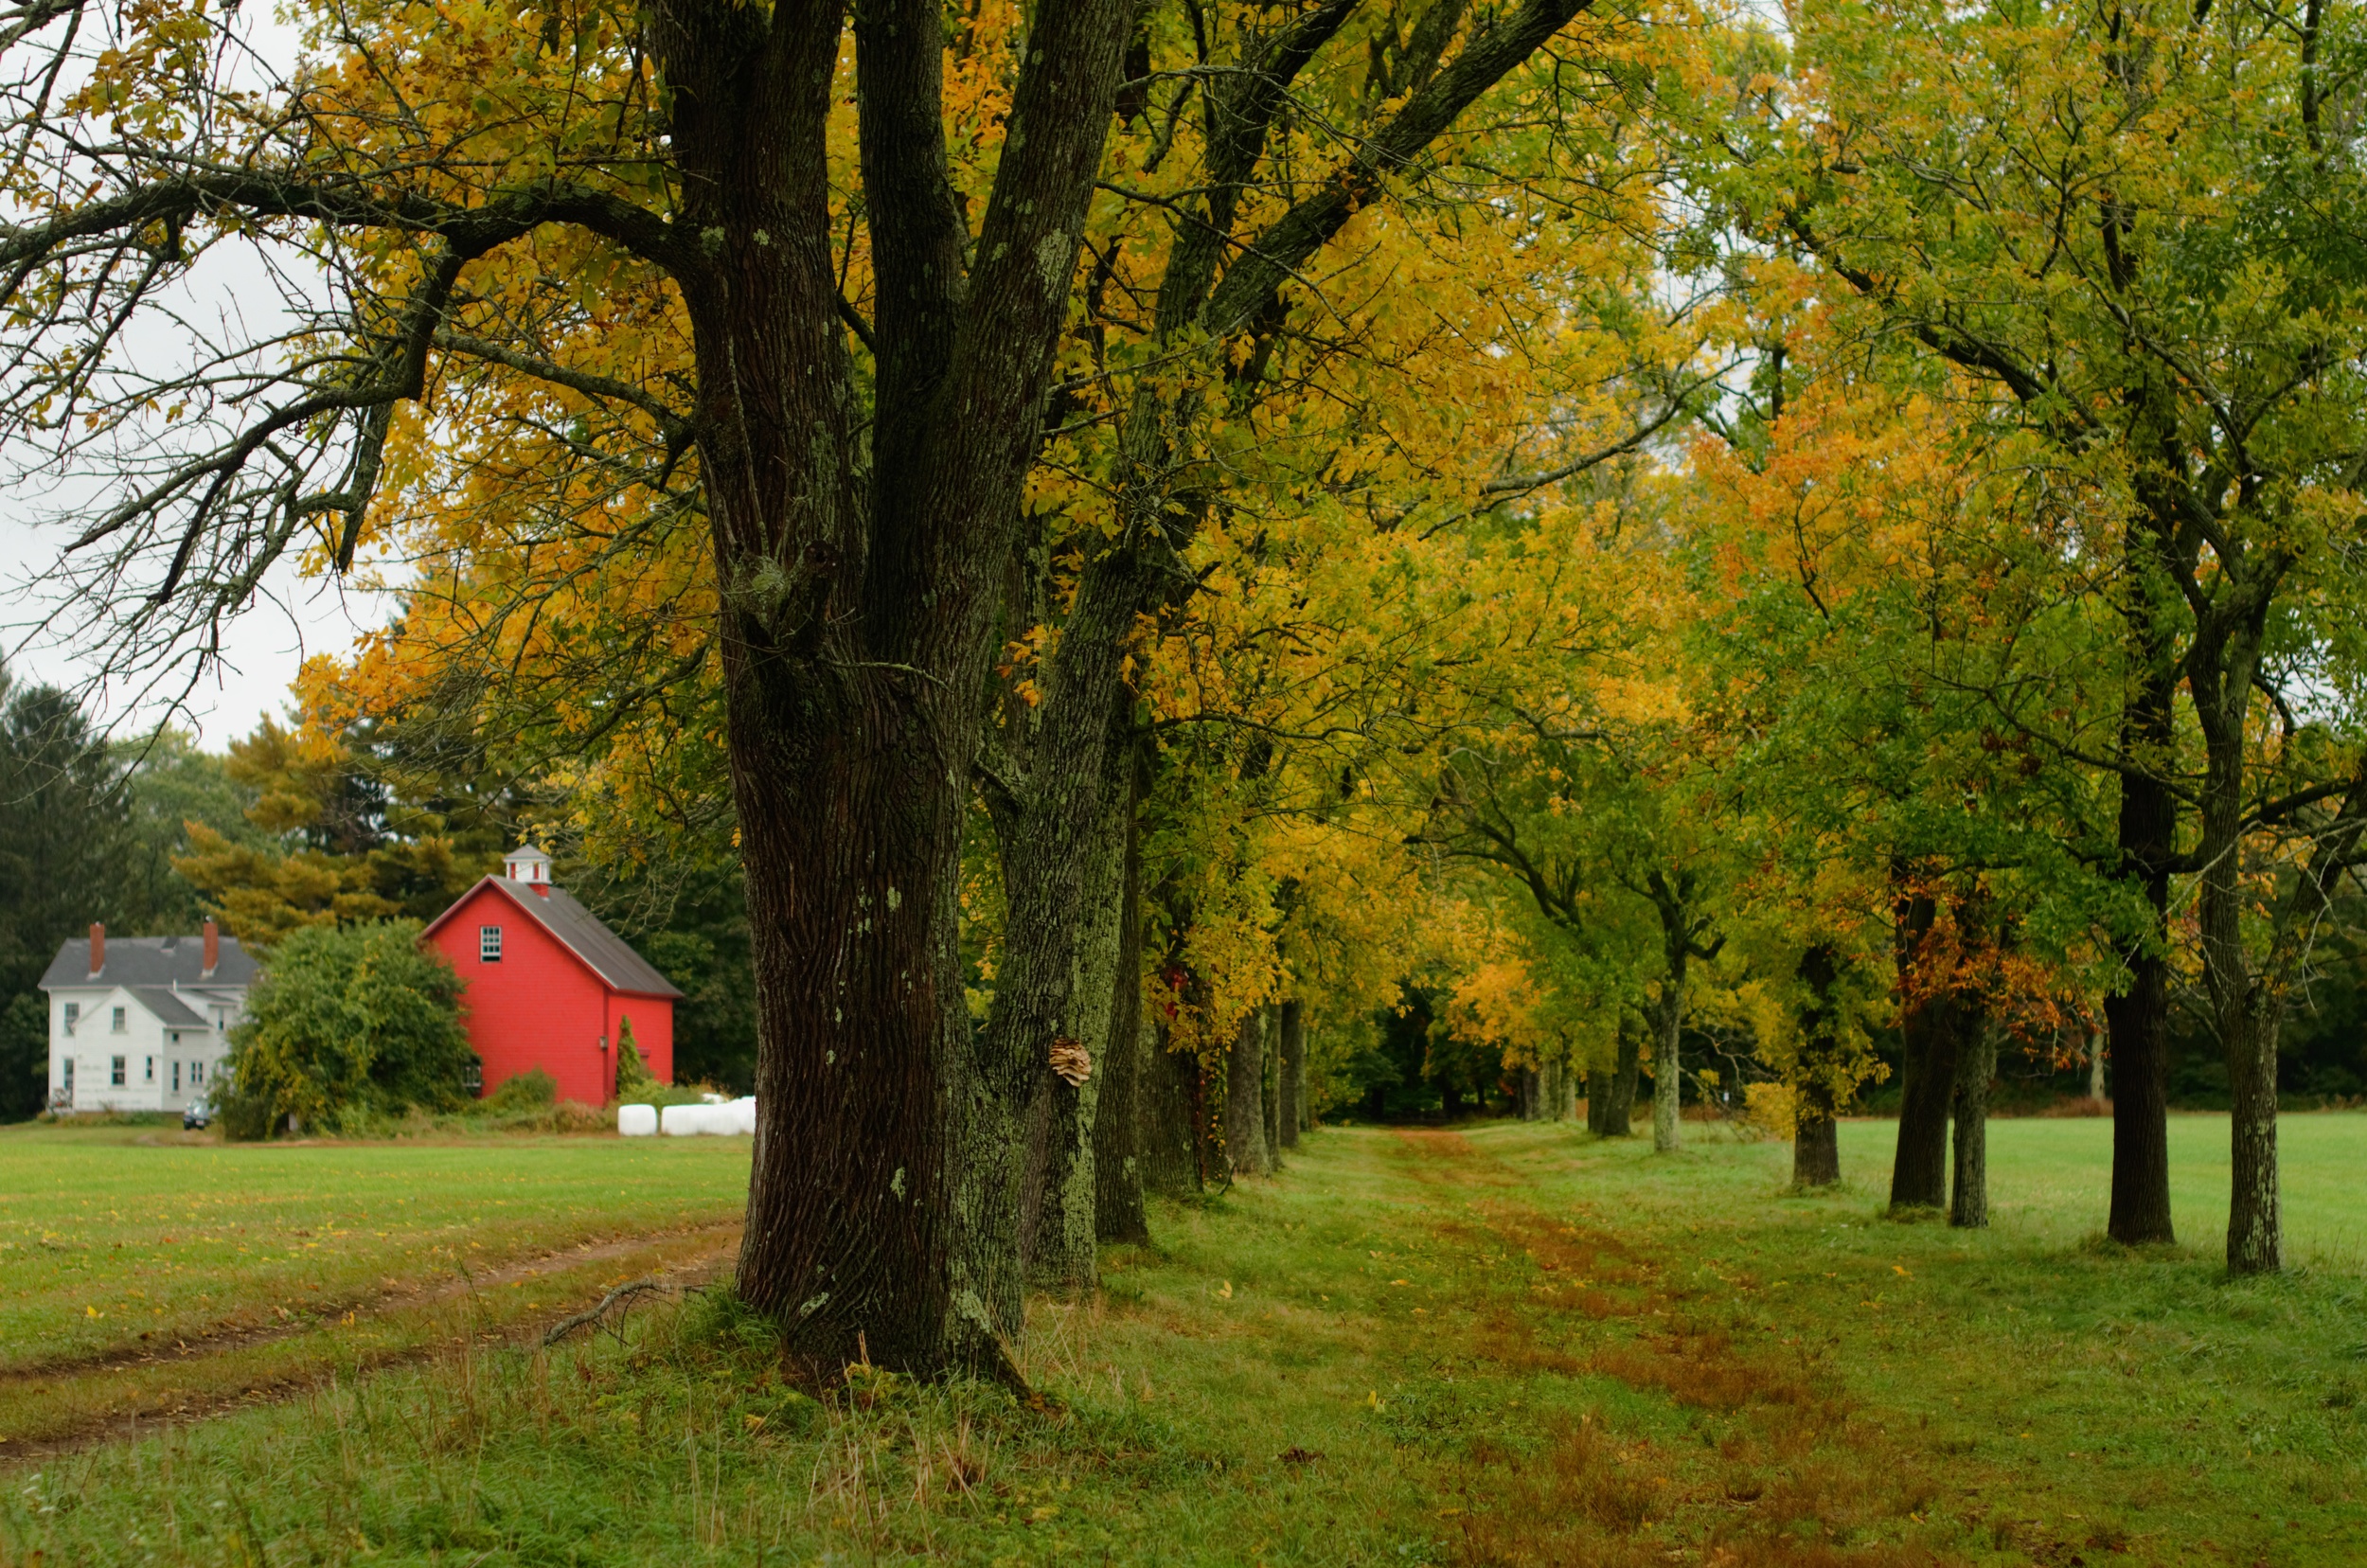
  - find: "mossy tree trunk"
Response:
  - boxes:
[1276,1000,1305,1150]
[1222,1008,1268,1179]
[1092,762,1150,1246]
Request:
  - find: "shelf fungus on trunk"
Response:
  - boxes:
[1049,1038,1093,1088]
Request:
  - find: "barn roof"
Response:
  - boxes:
[426,878,684,998]
[40,935,259,990]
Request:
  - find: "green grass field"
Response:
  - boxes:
[0,1122,754,1373]
[2,1112,2360,1565]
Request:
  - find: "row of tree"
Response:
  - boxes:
[3,0,2362,1376]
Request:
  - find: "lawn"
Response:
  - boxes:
[0,1121,751,1383]
[3,1113,2360,1566]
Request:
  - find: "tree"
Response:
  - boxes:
[1712,0,2367,1270]
[0,0,1653,1368]
[0,671,133,1117]
[217,919,475,1137]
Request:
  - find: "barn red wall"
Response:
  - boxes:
[604,990,674,1092]
[427,884,612,1106]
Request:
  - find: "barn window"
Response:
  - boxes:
[480,925,503,962]
[111,1056,126,1086]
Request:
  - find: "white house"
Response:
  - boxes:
[41,921,258,1114]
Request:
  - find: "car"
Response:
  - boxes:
[183,1096,212,1131]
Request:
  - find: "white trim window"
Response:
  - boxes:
[110,1007,127,1033]
[62,1003,79,1035]
[191,1060,206,1085]
[145,1057,154,1082]
[110,1056,126,1086]
[480,925,503,962]
[172,1060,182,1093]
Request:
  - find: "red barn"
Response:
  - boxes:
[421,846,683,1105]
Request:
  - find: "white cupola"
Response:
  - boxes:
[505,844,554,887]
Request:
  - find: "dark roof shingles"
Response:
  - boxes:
[41,936,260,990]
[493,881,683,997]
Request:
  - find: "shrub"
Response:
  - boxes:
[485,1067,559,1112]
[217,919,476,1138]
[614,1014,662,1099]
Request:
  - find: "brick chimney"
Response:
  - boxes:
[202,919,220,977]
[87,923,104,977]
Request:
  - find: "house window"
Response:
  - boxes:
[480,925,503,962]
[62,1060,74,1094]
[111,1007,126,1033]
[191,1060,205,1085]
[145,1057,154,1082]
[172,1060,181,1092]
[111,1056,126,1086]
[62,1003,79,1035]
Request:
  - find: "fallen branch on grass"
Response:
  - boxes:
[542,1278,674,1346]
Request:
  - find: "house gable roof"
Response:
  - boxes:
[40,935,259,991]
[127,987,208,1026]
[425,879,684,998]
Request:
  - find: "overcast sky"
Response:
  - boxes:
[0,7,381,746]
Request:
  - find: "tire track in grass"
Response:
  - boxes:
[0,1221,741,1459]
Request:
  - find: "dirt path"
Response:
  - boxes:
[1382,1127,2071,1567]
[1,1221,741,1461]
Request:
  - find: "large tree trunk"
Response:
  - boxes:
[1139,1018,1201,1197]
[1949,1024,1996,1229]
[1792,943,1844,1189]
[1887,884,1954,1212]
[1221,1008,1269,1179]
[2106,661,2179,1247]
[2189,589,2285,1274]
[1589,1019,1642,1136]
[1093,767,1150,1246]
[2087,1030,2107,1103]
[1014,768,1130,1291]
[685,0,1130,1377]
[1792,1111,1840,1187]
[1261,1005,1282,1167]
[1276,999,1305,1149]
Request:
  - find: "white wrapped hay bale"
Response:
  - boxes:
[729,1096,757,1134]
[617,1103,658,1137]
[660,1103,717,1135]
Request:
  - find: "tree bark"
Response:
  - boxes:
[2087,1030,2106,1103]
[1015,763,1130,1290]
[1093,765,1150,1246]
[1139,1017,1201,1197]
[1792,942,1844,1189]
[2106,651,2179,1246]
[1949,1024,1996,1229]
[1793,1112,1841,1187]
[1650,976,1685,1153]
[1887,883,1954,1212]
[1261,1005,1282,1167]
[1276,999,1305,1149]
[697,0,1130,1377]
[1222,1007,1269,1179]
[1589,1018,1643,1135]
